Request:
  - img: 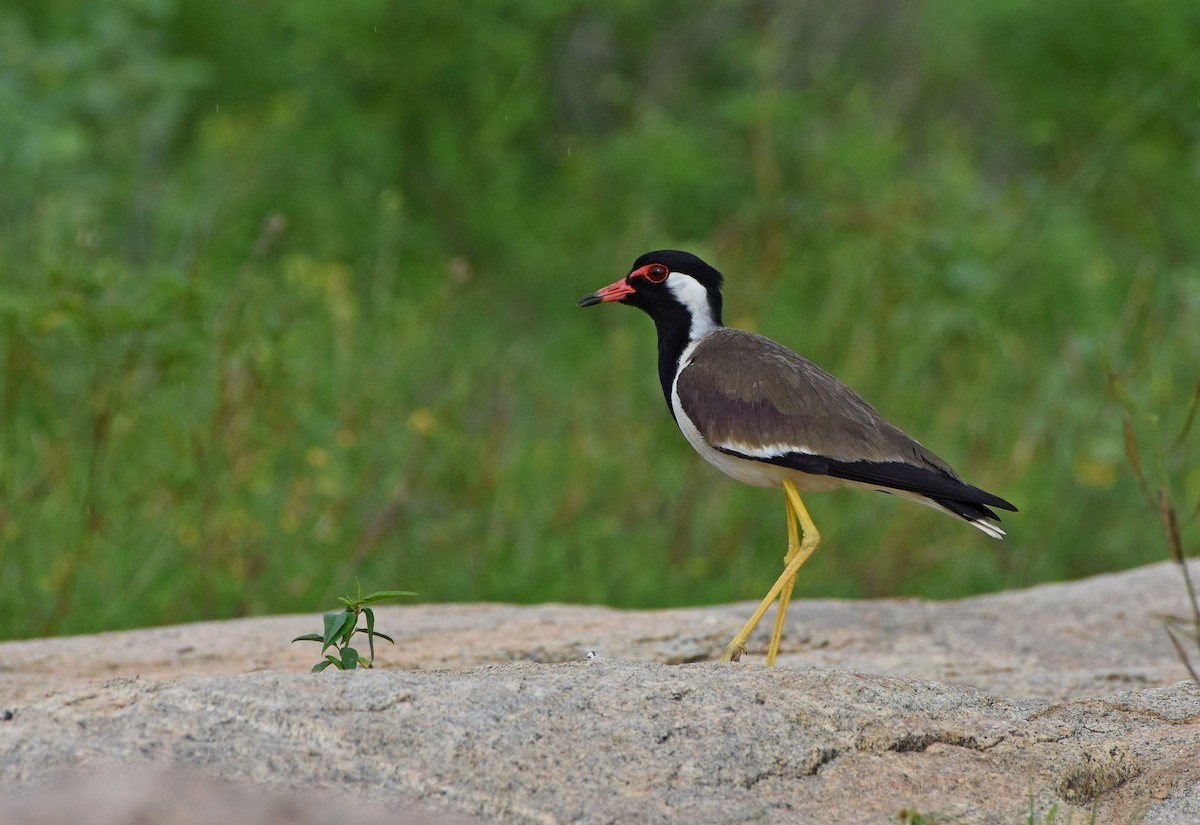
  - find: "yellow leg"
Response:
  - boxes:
[721,480,821,665]
[766,492,801,666]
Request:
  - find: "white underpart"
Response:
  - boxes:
[666,272,719,340]
[969,518,1006,539]
[716,440,818,458]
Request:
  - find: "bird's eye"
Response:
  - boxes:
[645,264,669,283]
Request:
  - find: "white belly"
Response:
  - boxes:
[675,414,855,490]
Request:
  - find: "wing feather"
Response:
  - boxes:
[677,329,951,471]
[676,329,1017,513]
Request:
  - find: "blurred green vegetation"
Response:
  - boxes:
[1,0,1198,640]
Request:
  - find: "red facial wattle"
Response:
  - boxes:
[576,263,669,307]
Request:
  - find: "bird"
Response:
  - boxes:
[577,250,1017,666]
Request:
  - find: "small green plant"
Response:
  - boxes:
[292,582,416,671]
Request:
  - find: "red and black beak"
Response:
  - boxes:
[577,278,636,308]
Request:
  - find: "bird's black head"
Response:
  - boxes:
[576,250,724,333]
[578,251,726,411]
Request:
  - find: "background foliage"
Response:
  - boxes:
[2,0,1198,639]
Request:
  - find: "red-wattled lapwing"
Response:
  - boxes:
[578,250,1017,666]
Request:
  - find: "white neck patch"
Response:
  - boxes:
[666,273,719,341]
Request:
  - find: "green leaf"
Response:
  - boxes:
[324,654,343,669]
[312,660,334,673]
[353,628,395,644]
[361,590,416,604]
[292,633,324,644]
[364,607,377,662]
[340,646,360,669]
[336,579,370,610]
[338,612,360,647]
[322,611,355,652]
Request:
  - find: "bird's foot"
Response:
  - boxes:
[720,641,744,663]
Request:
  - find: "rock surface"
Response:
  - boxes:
[1,561,1199,824]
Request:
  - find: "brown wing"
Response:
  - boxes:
[677,328,956,475]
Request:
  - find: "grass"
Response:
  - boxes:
[1109,369,1200,682]
[1,0,1198,639]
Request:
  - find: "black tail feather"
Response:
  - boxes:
[929,496,1004,524]
[727,449,1018,517]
